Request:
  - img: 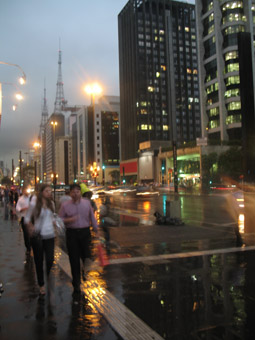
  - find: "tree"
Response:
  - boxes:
[1,176,12,186]
[218,146,242,180]
[201,152,218,189]
[108,170,120,184]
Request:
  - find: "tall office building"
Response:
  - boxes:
[118,0,200,161]
[196,0,255,142]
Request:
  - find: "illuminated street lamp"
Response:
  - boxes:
[84,83,102,106]
[0,61,26,127]
[51,121,58,173]
[33,141,42,188]
[85,83,102,177]
[51,173,58,202]
[90,162,100,185]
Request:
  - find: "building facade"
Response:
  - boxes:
[196,0,255,142]
[45,113,65,184]
[55,136,73,185]
[118,0,201,161]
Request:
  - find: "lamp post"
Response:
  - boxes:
[102,165,105,186]
[51,173,58,202]
[0,61,26,127]
[85,83,102,174]
[90,162,100,186]
[51,121,58,173]
[33,142,41,188]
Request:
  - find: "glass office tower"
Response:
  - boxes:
[118,0,201,161]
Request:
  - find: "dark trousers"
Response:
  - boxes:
[20,217,31,251]
[66,228,91,291]
[31,237,55,287]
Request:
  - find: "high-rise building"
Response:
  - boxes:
[95,96,120,168]
[75,96,120,183]
[196,0,255,142]
[118,0,200,161]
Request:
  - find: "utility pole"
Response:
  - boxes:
[19,151,22,186]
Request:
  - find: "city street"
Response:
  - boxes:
[1,193,255,339]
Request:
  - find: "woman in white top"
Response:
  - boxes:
[25,184,55,295]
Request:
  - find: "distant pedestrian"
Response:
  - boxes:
[59,189,71,207]
[25,184,55,296]
[82,190,97,212]
[59,183,99,298]
[16,187,32,255]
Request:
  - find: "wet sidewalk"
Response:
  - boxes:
[1,205,255,339]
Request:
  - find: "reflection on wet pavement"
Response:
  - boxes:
[105,250,255,339]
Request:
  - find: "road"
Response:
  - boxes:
[98,192,239,228]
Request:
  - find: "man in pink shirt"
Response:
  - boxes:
[59,183,99,297]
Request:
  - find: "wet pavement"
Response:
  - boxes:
[1,202,255,339]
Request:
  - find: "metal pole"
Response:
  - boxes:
[34,161,37,191]
[19,151,22,186]
[173,141,178,193]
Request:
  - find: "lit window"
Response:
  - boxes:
[156,72,160,77]
[163,125,168,130]
[226,114,242,125]
[148,86,154,92]
[224,89,240,98]
[185,27,190,32]
[141,124,148,130]
[227,101,241,111]
[225,76,240,86]
[161,65,166,71]
[225,51,238,61]
[209,120,219,129]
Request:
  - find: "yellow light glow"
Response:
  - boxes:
[33,142,41,148]
[19,76,26,85]
[238,213,244,234]
[15,93,23,100]
[85,83,102,95]
[51,121,58,126]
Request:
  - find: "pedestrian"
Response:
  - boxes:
[59,188,71,207]
[25,184,56,296]
[58,183,99,298]
[16,186,32,255]
[82,190,97,212]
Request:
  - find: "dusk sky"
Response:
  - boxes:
[0,0,194,172]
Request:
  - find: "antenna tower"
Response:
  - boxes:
[39,83,48,137]
[54,42,67,113]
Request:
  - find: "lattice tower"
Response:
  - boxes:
[54,46,67,113]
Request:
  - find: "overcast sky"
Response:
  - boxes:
[0,0,194,172]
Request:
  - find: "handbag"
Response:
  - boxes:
[97,242,109,267]
[53,213,65,236]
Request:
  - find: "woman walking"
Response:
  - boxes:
[25,184,55,296]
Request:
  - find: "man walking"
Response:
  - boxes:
[59,183,98,298]
[16,187,31,255]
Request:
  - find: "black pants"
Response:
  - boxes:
[66,228,91,291]
[31,236,55,287]
[20,217,31,252]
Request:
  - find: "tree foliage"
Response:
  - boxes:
[1,176,12,186]
[218,146,242,180]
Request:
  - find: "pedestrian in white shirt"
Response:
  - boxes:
[25,184,55,296]
[16,187,32,255]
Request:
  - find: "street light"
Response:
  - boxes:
[51,173,58,202]
[90,162,100,185]
[84,83,102,106]
[84,83,102,176]
[33,141,42,187]
[51,121,58,173]
[0,61,26,127]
